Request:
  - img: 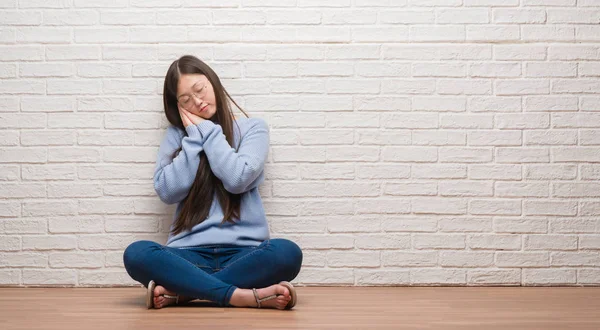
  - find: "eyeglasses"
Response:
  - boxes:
[177,84,208,110]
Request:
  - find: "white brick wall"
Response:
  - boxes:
[1,1,599,287]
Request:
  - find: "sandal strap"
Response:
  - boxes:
[163,294,179,304]
[252,288,277,308]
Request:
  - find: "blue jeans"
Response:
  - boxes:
[123,238,303,307]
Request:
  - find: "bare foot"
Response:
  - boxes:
[153,285,192,309]
[229,283,291,310]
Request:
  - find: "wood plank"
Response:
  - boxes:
[0,287,599,330]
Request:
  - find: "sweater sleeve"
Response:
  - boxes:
[191,118,269,194]
[153,125,206,205]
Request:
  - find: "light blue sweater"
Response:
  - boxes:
[153,116,270,248]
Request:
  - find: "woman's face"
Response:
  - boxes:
[176,73,217,120]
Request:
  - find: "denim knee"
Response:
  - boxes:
[123,240,158,272]
[270,238,303,279]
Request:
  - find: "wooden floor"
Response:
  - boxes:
[1,287,599,330]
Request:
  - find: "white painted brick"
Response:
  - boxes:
[437,9,489,23]
[470,199,522,216]
[548,9,600,23]
[0,235,20,251]
[0,252,47,267]
[328,216,380,233]
[522,269,576,285]
[469,130,520,146]
[467,269,521,285]
[299,164,353,179]
[22,164,76,181]
[439,147,492,162]
[493,218,547,234]
[0,97,19,112]
[0,147,46,163]
[579,235,600,249]
[409,0,461,6]
[105,217,158,233]
[322,9,376,25]
[0,63,16,78]
[549,45,598,60]
[49,252,104,268]
[578,269,600,284]
[43,10,99,25]
[410,269,466,285]
[23,200,77,216]
[549,218,600,234]
[79,270,139,286]
[23,269,77,285]
[16,27,71,43]
[355,269,410,285]
[0,183,45,198]
[493,9,546,23]
[286,234,354,250]
[327,251,380,267]
[48,216,103,234]
[0,202,20,217]
[382,251,437,267]
[0,270,20,285]
[47,183,102,198]
[440,113,492,129]
[382,217,438,232]
[380,10,434,24]
[21,130,75,146]
[524,200,577,216]
[0,165,19,180]
[0,218,46,234]
[0,113,46,128]
[294,268,353,285]
[0,131,18,146]
[355,234,410,250]
[469,234,522,250]
[523,0,575,5]
[439,180,493,197]
[496,251,549,267]
[413,62,465,77]
[269,217,325,234]
[524,234,578,250]
[412,198,467,215]
[467,26,520,42]
[414,234,466,249]
[0,10,42,25]
[470,63,520,78]
[78,165,151,180]
[356,198,410,214]
[494,45,547,61]
[523,26,575,42]
[440,251,494,267]
[22,235,77,250]
[439,217,492,233]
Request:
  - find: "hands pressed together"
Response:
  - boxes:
[179,107,205,128]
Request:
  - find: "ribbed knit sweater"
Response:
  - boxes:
[153,116,270,248]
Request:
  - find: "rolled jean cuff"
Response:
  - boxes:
[223,285,238,306]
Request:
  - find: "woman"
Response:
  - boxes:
[123,55,303,310]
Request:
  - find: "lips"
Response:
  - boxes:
[200,104,208,112]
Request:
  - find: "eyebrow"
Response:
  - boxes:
[177,80,203,99]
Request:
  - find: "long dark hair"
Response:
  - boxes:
[163,55,249,236]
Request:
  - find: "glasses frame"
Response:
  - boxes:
[177,83,209,110]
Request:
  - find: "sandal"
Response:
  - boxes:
[252,281,297,310]
[146,280,179,309]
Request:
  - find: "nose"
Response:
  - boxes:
[192,93,203,105]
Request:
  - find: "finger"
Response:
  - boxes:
[179,108,191,127]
